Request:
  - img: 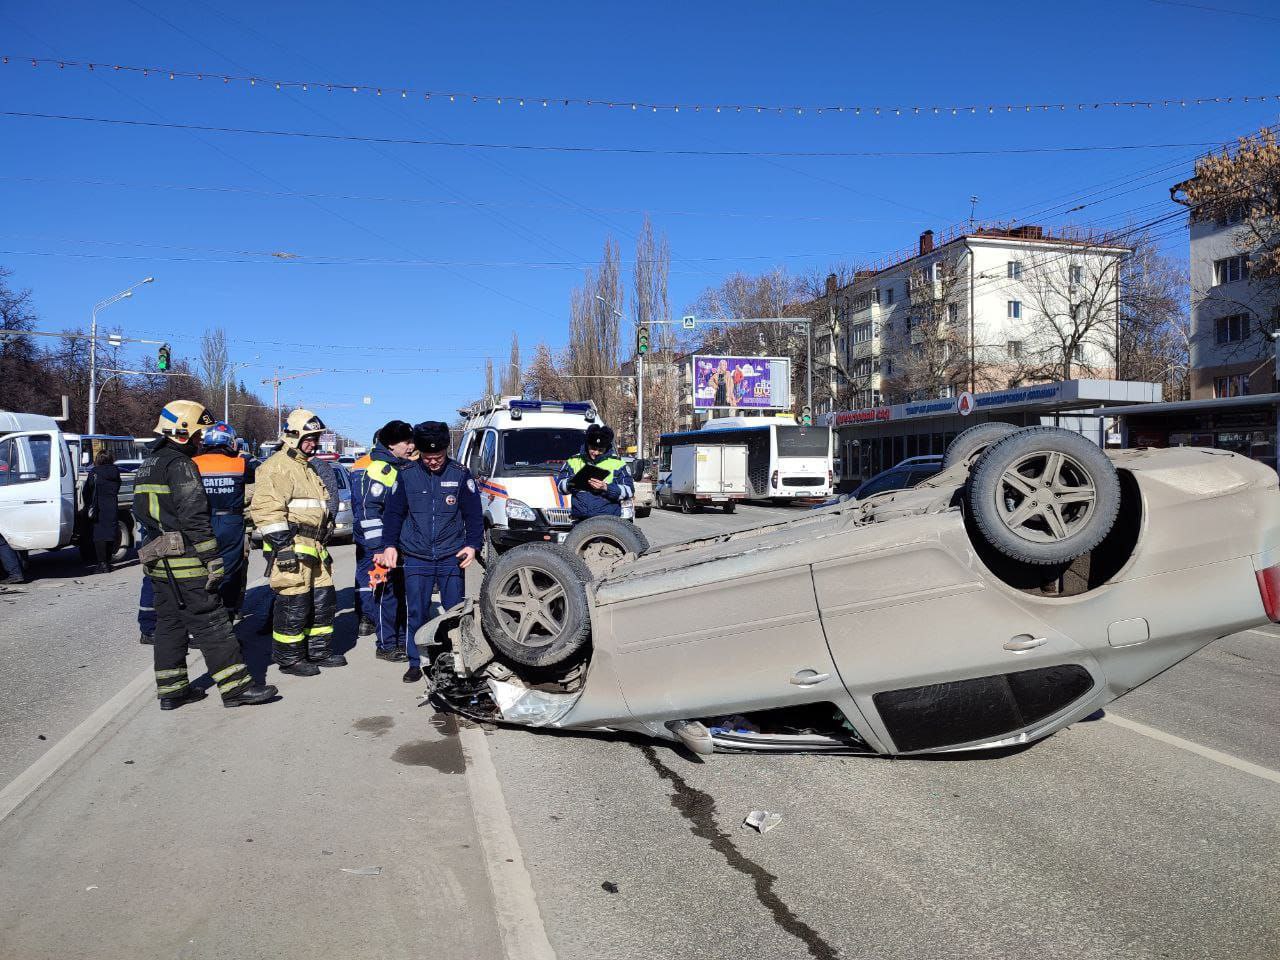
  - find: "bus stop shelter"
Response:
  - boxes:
[824,379,1162,492]
[1104,392,1280,471]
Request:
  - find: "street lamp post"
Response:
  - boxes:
[88,277,154,434]
[224,356,261,423]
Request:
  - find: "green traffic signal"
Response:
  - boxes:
[157,344,171,371]
[636,325,650,355]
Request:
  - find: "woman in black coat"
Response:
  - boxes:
[87,449,121,573]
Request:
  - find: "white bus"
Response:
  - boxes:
[658,418,833,502]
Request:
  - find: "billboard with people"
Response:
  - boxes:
[692,355,791,411]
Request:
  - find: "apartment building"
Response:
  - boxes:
[807,225,1131,411]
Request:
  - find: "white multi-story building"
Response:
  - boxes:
[813,225,1130,409]
[1177,201,1278,399]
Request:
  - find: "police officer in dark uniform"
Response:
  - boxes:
[133,400,276,710]
[556,423,635,520]
[350,421,415,661]
[377,421,483,683]
[193,422,254,618]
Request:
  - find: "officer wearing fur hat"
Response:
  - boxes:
[556,423,634,520]
[250,409,346,676]
[132,399,277,710]
[350,420,415,661]
[376,421,483,683]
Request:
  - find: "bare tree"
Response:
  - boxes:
[524,342,571,401]
[1011,246,1123,382]
[632,216,679,448]
[0,267,45,414]
[500,332,521,395]
[484,358,495,400]
[200,327,230,415]
[566,238,623,423]
[880,258,971,402]
[1118,235,1191,400]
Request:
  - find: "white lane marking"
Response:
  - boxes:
[1245,628,1280,639]
[457,723,557,960]
[1104,713,1280,787]
[0,665,153,823]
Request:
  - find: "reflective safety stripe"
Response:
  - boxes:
[138,606,155,612]
[157,680,190,695]
[155,667,189,680]
[272,631,305,644]
[146,563,207,579]
[367,462,397,486]
[166,557,205,569]
[193,538,218,554]
[218,674,252,695]
[288,498,326,510]
[258,522,290,535]
[306,625,334,637]
[359,519,383,530]
[262,541,273,553]
[211,663,246,683]
[134,484,171,494]
[294,543,330,562]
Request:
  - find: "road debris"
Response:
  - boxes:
[601,881,619,894]
[341,866,382,876]
[744,810,782,834]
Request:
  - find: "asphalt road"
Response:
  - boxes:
[1,501,1277,960]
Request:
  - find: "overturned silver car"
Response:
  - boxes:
[424,425,1280,756]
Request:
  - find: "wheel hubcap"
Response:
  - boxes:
[578,536,625,577]
[994,450,1097,544]
[492,565,567,648]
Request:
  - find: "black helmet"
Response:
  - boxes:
[585,423,614,451]
[412,420,451,454]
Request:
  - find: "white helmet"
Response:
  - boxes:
[154,399,214,443]
[281,408,326,453]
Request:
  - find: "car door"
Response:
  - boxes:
[0,430,74,550]
[812,514,1102,753]
[604,538,857,727]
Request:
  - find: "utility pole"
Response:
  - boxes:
[262,369,323,434]
[87,277,154,434]
[224,356,260,423]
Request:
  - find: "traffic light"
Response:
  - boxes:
[636,325,650,356]
[800,405,812,426]
[157,343,171,372]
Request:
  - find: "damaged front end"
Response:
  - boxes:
[420,599,585,728]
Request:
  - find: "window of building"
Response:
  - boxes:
[1069,264,1084,285]
[1072,344,1085,362]
[947,303,960,324]
[1007,261,1022,279]
[851,290,876,312]
[884,359,894,376]
[1218,206,1246,227]
[1214,374,1250,398]
[1007,340,1023,359]
[1007,300,1022,319]
[1214,255,1249,285]
[852,322,873,344]
[884,286,894,305]
[1214,313,1251,344]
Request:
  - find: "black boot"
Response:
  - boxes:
[357,618,376,637]
[139,632,154,645]
[402,665,423,683]
[159,686,209,711]
[376,647,408,663]
[278,661,321,677]
[223,683,279,707]
[312,653,348,668]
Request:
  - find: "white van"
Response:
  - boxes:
[0,412,77,554]
[457,397,622,554]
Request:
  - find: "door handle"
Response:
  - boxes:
[1004,635,1047,652]
[790,669,831,686]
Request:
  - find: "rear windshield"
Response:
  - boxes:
[776,427,830,458]
[498,428,586,475]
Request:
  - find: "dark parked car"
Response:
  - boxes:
[853,455,944,500]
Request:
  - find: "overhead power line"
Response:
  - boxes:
[0,110,1231,159]
[5,55,1275,118]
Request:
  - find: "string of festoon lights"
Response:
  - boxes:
[6,55,1276,119]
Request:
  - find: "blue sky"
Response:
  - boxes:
[2,0,1278,441]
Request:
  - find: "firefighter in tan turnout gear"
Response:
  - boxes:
[132,400,278,710]
[251,409,347,676]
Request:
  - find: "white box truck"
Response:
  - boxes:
[657,443,748,514]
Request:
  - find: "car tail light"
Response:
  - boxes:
[1257,565,1280,622]
[771,470,779,489]
[828,469,834,487]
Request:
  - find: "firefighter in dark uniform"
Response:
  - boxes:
[132,400,277,710]
[351,420,415,661]
[556,423,635,520]
[377,421,483,683]
[193,421,254,618]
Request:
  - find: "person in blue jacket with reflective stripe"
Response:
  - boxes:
[350,420,415,662]
[555,423,634,520]
[376,421,483,684]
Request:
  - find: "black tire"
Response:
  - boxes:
[110,517,133,563]
[479,544,593,670]
[635,505,652,519]
[723,501,736,514]
[965,427,1120,565]
[943,422,1021,470]
[564,517,650,578]
[680,496,693,514]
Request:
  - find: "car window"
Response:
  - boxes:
[479,430,497,477]
[495,428,584,476]
[776,426,830,457]
[0,434,53,486]
[857,468,907,498]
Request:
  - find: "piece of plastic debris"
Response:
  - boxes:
[341,866,382,876]
[37,734,46,741]
[601,881,619,894]
[123,760,134,765]
[85,886,98,891]
[744,810,782,834]
[487,679,581,727]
